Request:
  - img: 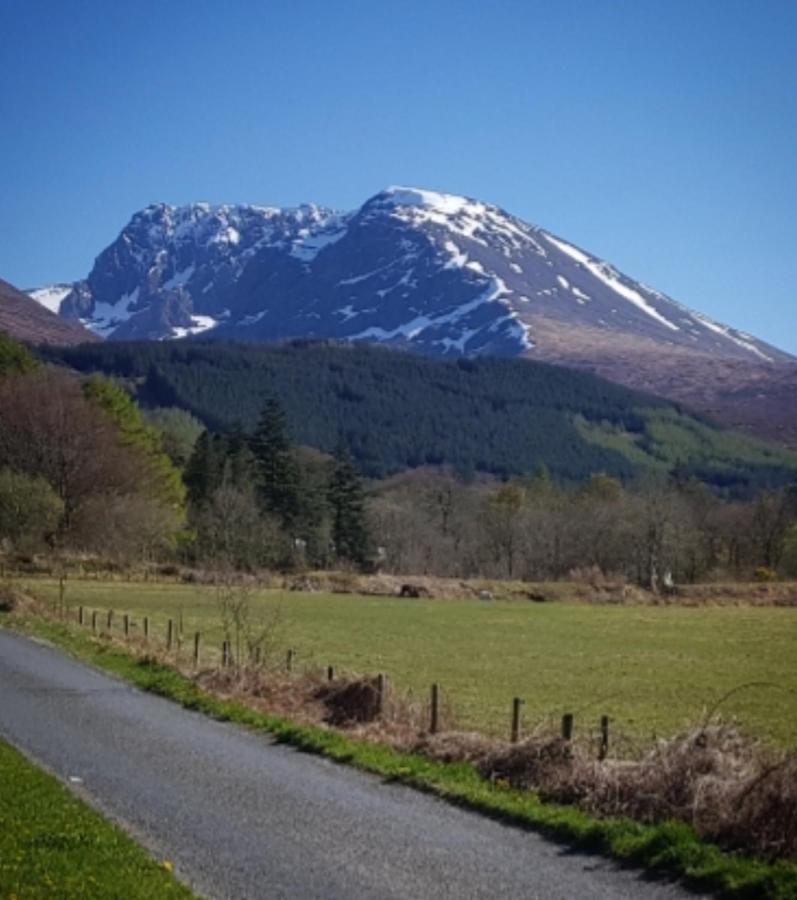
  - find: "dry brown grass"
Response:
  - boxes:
[676,582,797,607]
[468,725,797,861]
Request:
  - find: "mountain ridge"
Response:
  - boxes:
[31,186,790,362]
[27,187,796,446]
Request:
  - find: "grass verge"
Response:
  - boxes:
[3,611,797,900]
[0,737,197,899]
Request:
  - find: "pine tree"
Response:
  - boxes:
[250,398,301,531]
[184,430,225,507]
[328,449,370,568]
[223,423,256,490]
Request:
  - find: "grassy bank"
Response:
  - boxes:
[23,576,797,745]
[3,610,797,899]
[0,738,196,899]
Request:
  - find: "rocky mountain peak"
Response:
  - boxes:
[29,187,790,367]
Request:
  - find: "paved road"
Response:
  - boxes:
[0,630,701,900]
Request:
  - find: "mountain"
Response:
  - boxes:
[30,187,795,441]
[0,278,98,346]
[42,339,797,495]
[34,187,787,358]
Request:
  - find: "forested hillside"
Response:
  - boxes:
[43,340,797,494]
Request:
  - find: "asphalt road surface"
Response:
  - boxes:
[0,630,702,899]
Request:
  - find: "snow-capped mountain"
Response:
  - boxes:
[32,187,791,365]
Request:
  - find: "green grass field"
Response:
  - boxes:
[0,738,196,899]
[24,577,797,746]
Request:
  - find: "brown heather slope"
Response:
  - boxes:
[527,317,797,449]
[0,278,99,346]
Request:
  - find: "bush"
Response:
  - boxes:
[754,566,777,583]
[0,468,63,552]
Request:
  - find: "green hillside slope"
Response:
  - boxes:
[43,340,797,493]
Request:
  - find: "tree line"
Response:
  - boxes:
[4,331,797,584]
[369,466,797,585]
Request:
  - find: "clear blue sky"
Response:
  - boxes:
[1,0,795,352]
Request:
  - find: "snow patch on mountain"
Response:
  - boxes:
[443,240,468,269]
[170,315,218,339]
[692,312,773,362]
[572,286,591,302]
[83,288,140,337]
[290,215,349,261]
[542,233,680,331]
[163,266,195,290]
[28,284,73,314]
[351,273,531,353]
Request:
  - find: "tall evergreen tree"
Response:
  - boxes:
[328,449,370,567]
[250,398,301,531]
[184,430,226,507]
[223,423,256,490]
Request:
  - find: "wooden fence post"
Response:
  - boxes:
[286,649,294,672]
[123,614,129,638]
[222,640,231,668]
[91,611,97,633]
[78,606,84,626]
[166,619,174,651]
[193,632,201,667]
[143,616,149,640]
[511,697,524,743]
[327,665,335,681]
[376,673,386,716]
[561,713,574,741]
[106,609,113,631]
[599,715,609,760]
[430,683,440,735]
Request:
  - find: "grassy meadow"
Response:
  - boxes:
[23,577,797,747]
